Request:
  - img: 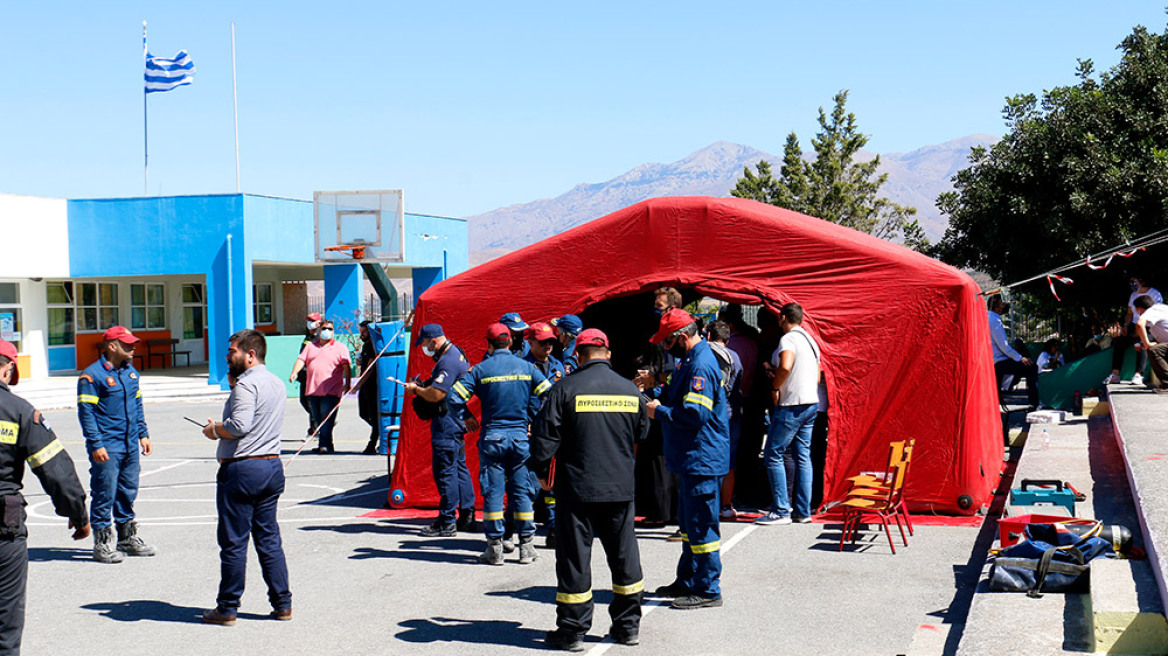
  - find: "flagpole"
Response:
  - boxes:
[231,22,240,193]
[143,21,149,196]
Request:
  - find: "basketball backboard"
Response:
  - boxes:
[314,190,405,263]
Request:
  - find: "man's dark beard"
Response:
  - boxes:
[228,360,246,378]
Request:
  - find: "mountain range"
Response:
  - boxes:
[467,134,998,265]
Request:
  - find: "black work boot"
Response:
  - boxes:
[116,520,157,557]
[457,508,478,533]
[544,629,584,652]
[420,522,456,537]
[93,526,125,564]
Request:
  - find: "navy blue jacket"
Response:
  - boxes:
[657,340,730,477]
[450,350,550,433]
[426,342,470,445]
[77,355,149,454]
[524,352,566,388]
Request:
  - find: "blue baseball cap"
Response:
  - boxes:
[552,314,583,335]
[416,324,444,344]
[498,312,528,331]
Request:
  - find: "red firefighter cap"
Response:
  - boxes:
[525,322,556,342]
[486,323,511,342]
[102,326,140,344]
[575,328,609,350]
[0,340,19,385]
[650,308,696,344]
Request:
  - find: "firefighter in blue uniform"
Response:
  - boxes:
[551,314,583,375]
[530,329,650,651]
[77,326,155,564]
[499,312,531,360]
[523,322,565,548]
[0,339,90,656]
[450,323,550,566]
[645,309,730,610]
[404,324,476,537]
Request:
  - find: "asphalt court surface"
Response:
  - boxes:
[16,397,983,655]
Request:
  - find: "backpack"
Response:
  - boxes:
[708,342,735,392]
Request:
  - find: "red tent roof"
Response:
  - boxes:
[391,196,1003,515]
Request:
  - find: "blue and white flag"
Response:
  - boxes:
[145,50,195,93]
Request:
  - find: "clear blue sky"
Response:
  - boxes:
[2,2,1166,218]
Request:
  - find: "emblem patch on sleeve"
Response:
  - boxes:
[692,376,705,392]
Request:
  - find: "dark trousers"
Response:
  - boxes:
[89,445,139,530]
[0,536,26,656]
[297,373,315,434]
[994,359,1039,406]
[675,474,723,599]
[1148,343,1168,388]
[359,383,379,446]
[432,441,474,525]
[554,500,642,637]
[215,458,291,613]
[307,395,341,450]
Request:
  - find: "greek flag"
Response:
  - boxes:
[145,50,195,93]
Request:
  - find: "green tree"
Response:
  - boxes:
[935,21,1168,305]
[732,91,926,250]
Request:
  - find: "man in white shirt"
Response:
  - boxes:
[756,302,821,526]
[1133,295,1168,391]
[988,297,1039,409]
[1106,276,1163,385]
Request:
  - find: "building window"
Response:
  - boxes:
[182,284,205,340]
[46,282,74,347]
[0,283,22,352]
[76,282,118,332]
[253,283,273,325]
[130,283,166,330]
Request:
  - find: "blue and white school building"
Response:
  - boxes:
[0,192,467,387]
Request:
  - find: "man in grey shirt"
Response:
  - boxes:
[199,329,292,625]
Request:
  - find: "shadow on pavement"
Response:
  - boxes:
[350,546,480,565]
[396,617,551,648]
[298,521,416,536]
[81,599,268,623]
[485,585,615,607]
[28,547,91,562]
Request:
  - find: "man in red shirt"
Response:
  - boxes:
[289,320,351,453]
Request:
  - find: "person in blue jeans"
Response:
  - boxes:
[758,303,821,526]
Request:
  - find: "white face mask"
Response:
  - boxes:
[422,345,436,357]
[319,329,334,342]
[307,321,319,331]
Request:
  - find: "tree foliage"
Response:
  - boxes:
[732,91,926,250]
[936,22,1168,304]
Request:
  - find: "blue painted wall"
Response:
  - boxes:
[243,195,315,263]
[324,264,364,325]
[404,213,468,275]
[68,195,245,276]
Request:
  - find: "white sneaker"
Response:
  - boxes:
[754,511,792,526]
[719,507,738,520]
[1103,373,1121,385]
[1132,373,1144,386]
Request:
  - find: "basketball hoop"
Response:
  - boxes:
[324,244,367,259]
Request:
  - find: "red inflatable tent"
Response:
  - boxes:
[391,196,1003,515]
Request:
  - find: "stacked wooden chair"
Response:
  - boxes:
[836,439,915,554]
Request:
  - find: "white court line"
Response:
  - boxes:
[139,459,195,478]
[585,524,759,656]
[299,483,346,494]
